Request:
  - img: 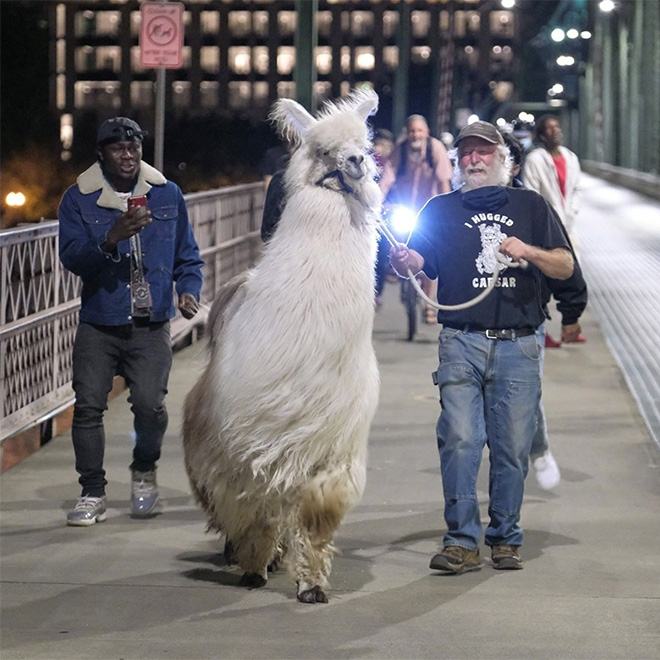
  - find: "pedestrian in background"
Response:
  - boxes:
[524,115,582,238]
[390,121,574,573]
[501,130,588,490]
[59,117,203,526]
[380,115,452,322]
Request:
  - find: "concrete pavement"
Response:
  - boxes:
[2,198,660,659]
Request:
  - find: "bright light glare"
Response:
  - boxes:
[496,117,507,127]
[599,0,615,12]
[552,83,564,94]
[390,206,417,238]
[6,192,26,207]
[501,0,516,8]
[566,29,579,39]
[551,28,565,42]
[557,55,576,66]
[581,30,592,39]
[467,114,480,125]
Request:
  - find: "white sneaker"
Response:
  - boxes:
[533,451,561,490]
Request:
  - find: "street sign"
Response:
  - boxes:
[139,2,184,69]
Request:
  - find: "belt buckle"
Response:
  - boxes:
[485,329,499,340]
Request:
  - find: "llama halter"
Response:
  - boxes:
[378,220,527,312]
[315,169,355,195]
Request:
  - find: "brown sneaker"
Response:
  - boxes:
[429,545,482,574]
[491,545,524,570]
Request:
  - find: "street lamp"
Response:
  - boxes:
[6,192,26,207]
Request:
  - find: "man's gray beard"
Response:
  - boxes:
[453,156,511,191]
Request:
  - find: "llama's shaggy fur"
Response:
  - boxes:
[183,89,382,603]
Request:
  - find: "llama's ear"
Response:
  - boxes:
[352,89,379,123]
[270,99,316,142]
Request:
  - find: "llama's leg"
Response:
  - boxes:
[291,463,365,603]
[233,518,280,589]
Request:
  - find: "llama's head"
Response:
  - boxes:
[270,89,380,205]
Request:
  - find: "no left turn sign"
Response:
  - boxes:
[140,2,184,69]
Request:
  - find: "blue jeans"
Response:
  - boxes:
[71,321,172,497]
[434,327,543,549]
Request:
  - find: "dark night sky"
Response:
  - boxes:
[1,1,55,160]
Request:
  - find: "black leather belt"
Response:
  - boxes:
[472,327,536,340]
[447,325,537,340]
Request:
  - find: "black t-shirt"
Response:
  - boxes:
[409,187,570,329]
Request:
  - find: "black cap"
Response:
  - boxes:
[97,117,148,147]
[455,121,505,147]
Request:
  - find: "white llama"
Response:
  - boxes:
[183,89,382,604]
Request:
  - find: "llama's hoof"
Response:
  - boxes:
[239,572,267,589]
[297,585,328,604]
[223,539,238,565]
[267,556,282,573]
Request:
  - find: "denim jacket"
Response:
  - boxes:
[59,161,203,326]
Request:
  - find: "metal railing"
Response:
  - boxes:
[0,182,264,442]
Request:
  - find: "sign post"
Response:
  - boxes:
[139,1,184,172]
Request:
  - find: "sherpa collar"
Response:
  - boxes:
[77,161,167,210]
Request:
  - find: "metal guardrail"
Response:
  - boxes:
[582,161,660,202]
[0,182,264,442]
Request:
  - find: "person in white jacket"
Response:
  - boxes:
[523,115,582,236]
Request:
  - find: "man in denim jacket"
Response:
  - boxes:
[59,117,203,526]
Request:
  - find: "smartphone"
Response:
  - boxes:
[128,195,147,211]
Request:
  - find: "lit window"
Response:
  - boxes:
[277,81,296,99]
[229,12,251,38]
[316,47,332,75]
[131,47,144,73]
[355,47,374,72]
[74,81,120,110]
[383,46,398,69]
[411,46,431,64]
[181,47,191,69]
[383,11,398,38]
[201,47,220,73]
[277,48,295,75]
[317,11,332,38]
[253,47,269,75]
[201,11,219,34]
[253,82,268,104]
[172,81,191,109]
[230,47,251,74]
[131,81,153,109]
[352,12,373,38]
[278,12,296,35]
[56,74,66,110]
[411,11,430,38]
[57,39,66,74]
[56,4,65,39]
[315,81,332,103]
[491,11,514,37]
[228,82,250,111]
[201,82,219,109]
[254,12,269,38]
[341,47,351,75]
[95,11,120,36]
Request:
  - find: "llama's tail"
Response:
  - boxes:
[207,271,250,348]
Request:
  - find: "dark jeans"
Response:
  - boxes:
[375,232,391,296]
[71,321,172,497]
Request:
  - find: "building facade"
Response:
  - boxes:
[50,0,519,155]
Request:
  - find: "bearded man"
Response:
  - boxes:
[390,121,574,574]
[379,115,452,322]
